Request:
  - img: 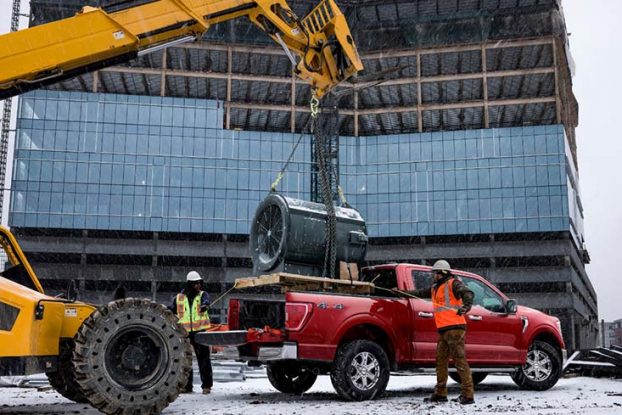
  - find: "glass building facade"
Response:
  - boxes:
[10,90,584,245]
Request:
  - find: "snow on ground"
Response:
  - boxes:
[0,374,620,415]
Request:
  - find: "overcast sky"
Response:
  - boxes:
[0,1,619,321]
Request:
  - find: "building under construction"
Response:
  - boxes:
[7,0,597,349]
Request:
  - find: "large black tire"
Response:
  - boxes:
[73,298,192,415]
[511,340,562,391]
[46,340,88,403]
[330,340,390,401]
[267,361,318,394]
[449,371,488,385]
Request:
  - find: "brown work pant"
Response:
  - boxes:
[434,329,474,399]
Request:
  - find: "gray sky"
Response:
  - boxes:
[562,0,621,322]
[0,1,619,321]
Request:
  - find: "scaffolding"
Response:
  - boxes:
[0,0,22,222]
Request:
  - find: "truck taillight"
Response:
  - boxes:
[285,302,313,331]
[228,299,240,330]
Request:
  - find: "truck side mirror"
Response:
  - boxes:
[506,299,518,314]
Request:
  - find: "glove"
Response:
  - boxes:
[200,305,208,313]
[456,305,471,316]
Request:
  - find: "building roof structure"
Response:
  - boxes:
[30,0,578,161]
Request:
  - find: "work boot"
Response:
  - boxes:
[424,393,448,403]
[452,395,475,405]
[202,388,211,395]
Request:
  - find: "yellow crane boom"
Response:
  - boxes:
[0,0,362,100]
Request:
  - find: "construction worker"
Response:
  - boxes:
[406,260,475,405]
[169,271,213,394]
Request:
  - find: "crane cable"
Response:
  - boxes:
[269,95,320,193]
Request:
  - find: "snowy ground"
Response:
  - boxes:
[1,372,620,415]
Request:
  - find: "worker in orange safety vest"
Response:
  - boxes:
[407,260,475,405]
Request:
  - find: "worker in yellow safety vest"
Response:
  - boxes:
[169,271,213,394]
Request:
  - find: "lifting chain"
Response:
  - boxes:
[310,92,337,279]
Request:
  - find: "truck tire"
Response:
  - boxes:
[448,372,488,385]
[510,340,561,391]
[267,361,317,394]
[330,340,390,401]
[73,298,192,415]
[46,340,88,403]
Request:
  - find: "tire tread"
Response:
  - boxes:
[73,298,192,415]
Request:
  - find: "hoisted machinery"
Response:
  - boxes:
[0,0,362,413]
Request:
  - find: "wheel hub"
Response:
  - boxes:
[105,328,168,390]
[523,349,552,382]
[121,344,148,370]
[348,351,380,391]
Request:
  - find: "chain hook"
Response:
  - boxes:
[310,93,320,118]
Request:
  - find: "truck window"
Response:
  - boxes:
[412,270,433,292]
[361,269,398,297]
[461,277,505,313]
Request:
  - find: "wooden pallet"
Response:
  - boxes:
[234,272,374,294]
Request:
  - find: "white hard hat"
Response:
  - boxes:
[432,260,451,273]
[186,271,202,282]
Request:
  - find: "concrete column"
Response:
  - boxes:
[160,49,167,97]
[226,47,232,130]
[291,70,296,133]
[551,38,562,124]
[151,280,157,301]
[416,51,423,132]
[354,86,359,137]
[481,45,489,128]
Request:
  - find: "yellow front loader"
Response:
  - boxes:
[0,225,193,414]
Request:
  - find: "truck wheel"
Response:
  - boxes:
[330,340,390,401]
[267,361,317,394]
[46,340,88,403]
[511,340,561,391]
[448,371,488,385]
[73,298,192,415]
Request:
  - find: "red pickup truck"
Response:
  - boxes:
[199,263,566,400]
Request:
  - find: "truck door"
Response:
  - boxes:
[459,276,523,364]
[409,270,437,364]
